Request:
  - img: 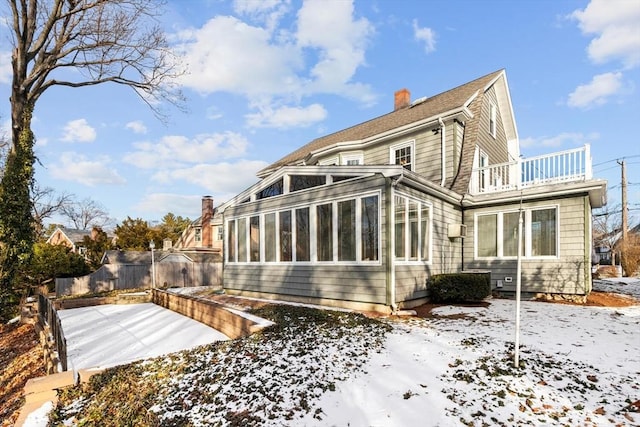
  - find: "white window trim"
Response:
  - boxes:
[474,205,560,260]
[225,191,382,266]
[341,152,364,165]
[393,192,433,265]
[389,140,416,172]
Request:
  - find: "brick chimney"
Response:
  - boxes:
[201,196,213,248]
[394,88,410,110]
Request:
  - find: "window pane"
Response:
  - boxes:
[296,208,310,261]
[394,196,406,259]
[361,196,379,261]
[409,201,419,260]
[257,178,283,199]
[338,200,356,261]
[316,204,333,261]
[227,220,236,262]
[395,146,412,170]
[503,212,522,257]
[289,175,326,192]
[531,208,556,256]
[279,211,292,262]
[264,213,276,262]
[250,216,260,262]
[238,218,247,262]
[477,214,497,257]
[421,205,430,261]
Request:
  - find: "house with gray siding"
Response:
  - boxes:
[218,69,607,312]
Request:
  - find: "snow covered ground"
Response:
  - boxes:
[47,278,640,426]
[58,303,229,371]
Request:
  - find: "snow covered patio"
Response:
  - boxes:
[58,303,229,371]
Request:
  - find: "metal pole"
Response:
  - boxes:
[149,240,156,289]
[514,198,524,368]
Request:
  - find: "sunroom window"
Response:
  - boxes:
[394,194,431,262]
[227,194,380,264]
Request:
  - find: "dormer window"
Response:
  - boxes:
[489,103,497,138]
[341,152,363,165]
[390,141,415,171]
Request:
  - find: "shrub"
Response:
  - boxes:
[620,235,640,277]
[428,272,491,303]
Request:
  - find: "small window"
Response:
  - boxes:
[250,216,260,262]
[489,103,497,138]
[338,200,356,261]
[227,220,236,262]
[477,214,497,257]
[265,213,276,262]
[316,204,333,261]
[279,211,292,262]
[216,226,223,241]
[361,196,379,261]
[257,178,283,200]
[390,141,415,171]
[295,208,310,261]
[289,175,326,192]
[341,152,364,165]
[194,227,202,242]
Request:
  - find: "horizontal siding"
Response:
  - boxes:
[393,182,463,303]
[224,264,387,304]
[463,195,589,295]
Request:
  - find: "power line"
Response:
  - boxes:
[593,154,640,167]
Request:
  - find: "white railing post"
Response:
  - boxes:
[584,144,592,180]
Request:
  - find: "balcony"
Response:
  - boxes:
[470,145,592,195]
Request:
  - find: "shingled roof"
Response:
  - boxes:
[259,69,505,177]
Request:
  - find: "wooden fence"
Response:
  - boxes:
[56,261,222,297]
[37,293,67,372]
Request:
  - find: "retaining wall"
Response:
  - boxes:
[152,289,263,339]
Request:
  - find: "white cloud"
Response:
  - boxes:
[567,72,623,108]
[296,0,375,101]
[173,0,376,126]
[520,132,600,148]
[233,0,290,33]
[60,119,97,143]
[123,132,250,169]
[0,51,11,84]
[125,121,148,134]
[245,103,327,129]
[175,15,302,96]
[50,152,126,186]
[134,193,203,218]
[570,0,640,67]
[412,20,436,53]
[152,159,268,195]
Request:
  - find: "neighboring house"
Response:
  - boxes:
[173,196,224,253]
[217,69,607,312]
[46,226,92,257]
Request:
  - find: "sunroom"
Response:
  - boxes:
[219,165,458,311]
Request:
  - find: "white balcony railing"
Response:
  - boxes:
[470,144,592,194]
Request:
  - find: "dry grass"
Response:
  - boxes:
[0,323,46,426]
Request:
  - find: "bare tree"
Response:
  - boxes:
[0,0,184,313]
[31,183,73,237]
[8,0,184,151]
[61,197,112,230]
[593,204,622,265]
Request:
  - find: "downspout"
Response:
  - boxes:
[460,194,465,271]
[439,117,446,186]
[387,176,398,313]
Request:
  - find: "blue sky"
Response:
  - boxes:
[1,0,639,227]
